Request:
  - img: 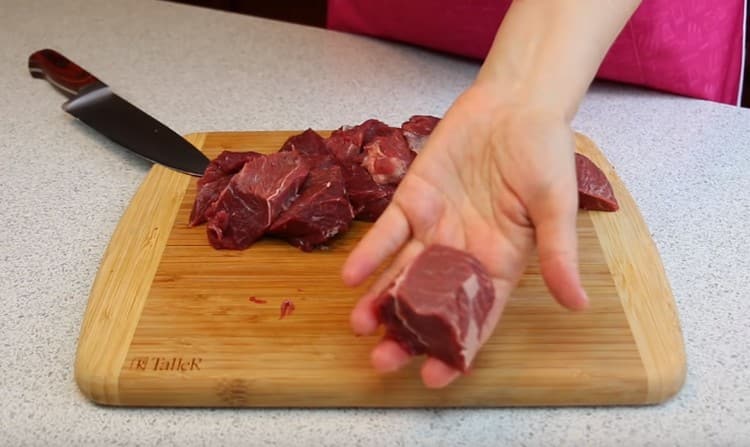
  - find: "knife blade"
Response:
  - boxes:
[28,49,209,177]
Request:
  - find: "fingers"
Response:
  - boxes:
[350,240,425,336]
[370,340,461,387]
[371,339,412,373]
[370,342,463,388]
[348,291,381,337]
[531,196,589,311]
[341,203,410,287]
[421,358,461,389]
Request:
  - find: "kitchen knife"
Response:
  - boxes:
[28,49,209,176]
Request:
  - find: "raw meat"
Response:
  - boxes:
[325,119,390,163]
[324,118,399,220]
[401,115,440,153]
[189,151,262,226]
[325,125,364,163]
[575,153,619,212]
[359,118,393,143]
[189,118,621,253]
[205,152,309,249]
[189,175,232,227]
[339,162,395,221]
[361,127,415,185]
[375,244,496,372]
[279,129,335,169]
[268,165,354,251]
[201,150,263,184]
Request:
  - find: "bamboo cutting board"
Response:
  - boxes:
[75,131,686,407]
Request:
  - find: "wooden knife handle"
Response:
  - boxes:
[28,49,102,97]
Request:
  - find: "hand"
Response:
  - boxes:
[341,82,589,388]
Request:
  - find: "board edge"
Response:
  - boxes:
[73,133,205,405]
[577,133,687,404]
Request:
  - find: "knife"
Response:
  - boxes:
[28,49,209,176]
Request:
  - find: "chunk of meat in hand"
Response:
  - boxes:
[375,245,496,372]
[342,85,591,389]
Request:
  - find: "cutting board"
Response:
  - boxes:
[75,131,685,407]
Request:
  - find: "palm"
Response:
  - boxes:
[342,85,588,387]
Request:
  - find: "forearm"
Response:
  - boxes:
[477,0,641,121]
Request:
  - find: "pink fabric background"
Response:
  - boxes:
[327,0,745,105]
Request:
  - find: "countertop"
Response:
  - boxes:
[1,0,748,445]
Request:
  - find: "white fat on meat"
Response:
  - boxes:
[390,262,431,349]
[459,273,482,365]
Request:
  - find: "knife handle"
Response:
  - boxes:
[28,49,102,98]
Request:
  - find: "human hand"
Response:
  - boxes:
[341,82,589,388]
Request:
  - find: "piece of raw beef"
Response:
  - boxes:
[325,119,390,164]
[205,152,309,249]
[375,244,496,372]
[575,153,619,211]
[268,165,354,251]
[323,119,398,220]
[189,151,262,226]
[279,128,335,169]
[361,127,415,185]
[401,115,440,153]
[339,162,395,222]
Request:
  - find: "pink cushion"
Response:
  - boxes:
[327,0,745,105]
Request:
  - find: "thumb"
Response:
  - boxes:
[529,187,589,311]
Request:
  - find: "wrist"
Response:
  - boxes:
[468,75,573,127]
[473,0,641,124]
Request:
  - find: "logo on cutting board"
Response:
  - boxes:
[127,357,202,372]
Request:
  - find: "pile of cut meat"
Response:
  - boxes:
[188,116,439,251]
[189,115,619,252]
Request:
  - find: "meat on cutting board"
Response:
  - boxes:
[401,115,440,153]
[189,175,232,227]
[339,162,395,222]
[575,153,619,212]
[326,118,407,220]
[326,119,390,164]
[361,127,415,185]
[205,152,309,249]
[188,119,620,252]
[279,129,335,169]
[268,165,354,251]
[375,244,496,372]
[189,151,263,226]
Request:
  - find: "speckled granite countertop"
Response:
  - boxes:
[1,0,748,445]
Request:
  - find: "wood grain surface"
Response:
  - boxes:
[75,131,685,407]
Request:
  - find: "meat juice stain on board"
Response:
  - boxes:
[279,299,296,320]
[247,292,303,320]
